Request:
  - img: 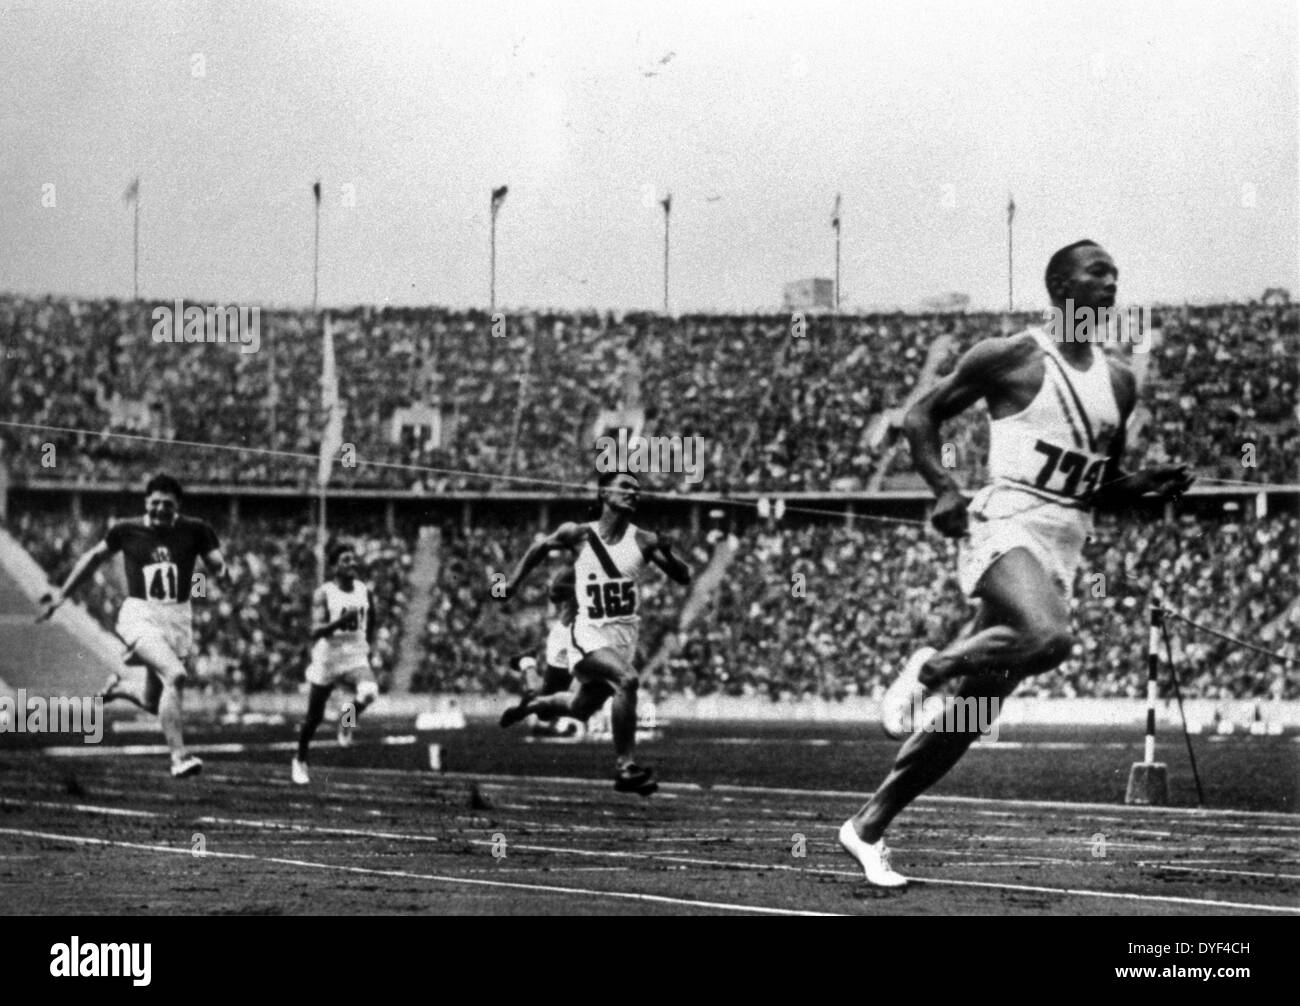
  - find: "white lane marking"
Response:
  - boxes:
[424,770,1300,822]
[39,737,416,757]
[1135,863,1300,881]
[4,795,1293,914]
[0,826,840,917]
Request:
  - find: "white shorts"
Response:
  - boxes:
[117,598,193,661]
[568,620,638,673]
[306,642,376,694]
[958,484,1090,599]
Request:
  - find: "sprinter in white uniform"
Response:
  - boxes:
[501,568,581,736]
[497,472,691,795]
[838,241,1194,887]
[292,542,379,784]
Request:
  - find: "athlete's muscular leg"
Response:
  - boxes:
[593,651,641,766]
[851,548,1075,843]
[298,684,333,761]
[918,548,1076,687]
[519,647,638,762]
[855,669,1017,842]
[102,660,158,711]
[129,635,191,763]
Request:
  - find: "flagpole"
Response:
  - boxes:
[662,196,670,314]
[313,181,321,315]
[1007,196,1015,312]
[133,187,140,302]
[317,312,329,584]
[831,193,842,314]
[1007,219,1013,312]
[488,186,509,313]
[834,221,841,313]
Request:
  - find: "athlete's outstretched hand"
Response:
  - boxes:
[930,488,970,539]
[1127,465,1195,501]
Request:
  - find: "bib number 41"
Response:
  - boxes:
[143,561,179,602]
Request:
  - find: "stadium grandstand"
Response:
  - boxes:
[3,293,1296,704]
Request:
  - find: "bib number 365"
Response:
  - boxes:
[585,581,636,619]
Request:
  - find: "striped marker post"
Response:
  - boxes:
[1126,586,1170,805]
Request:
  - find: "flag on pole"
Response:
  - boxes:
[1007,194,1016,225]
[832,193,842,232]
[313,180,322,205]
[318,316,344,487]
[491,185,508,216]
[123,177,140,204]
[661,192,672,215]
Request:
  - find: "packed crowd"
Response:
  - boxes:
[671,512,1298,701]
[14,510,411,694]
[410,509,1297,701]
[3,295,1295,492]
[11,500,1296,700]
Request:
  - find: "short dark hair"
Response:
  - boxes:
[144,474,184,502]
[1044,240,1101,296]
[597,470,638,489]
[328,542,357,567]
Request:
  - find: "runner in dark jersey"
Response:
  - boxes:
[42,474,226,778]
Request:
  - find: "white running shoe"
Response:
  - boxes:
[170,755,203,779]
[291,757,311,785]
[881,645,938,739]
[838,820,908,888]
[337,707,355,748]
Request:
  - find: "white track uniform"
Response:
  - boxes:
[569,522,645,674]
[306,580,377,696]
[545,620,571,670]
[118,599,193,660]
[958,328,1122,598]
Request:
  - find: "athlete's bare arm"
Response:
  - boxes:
[309,586,345,640]
[903,336,1038,538]
[201,546,227,581]
[365,587,378,650]
[637,529,691,585]
[503,523,585,598]
[39,540,114,620]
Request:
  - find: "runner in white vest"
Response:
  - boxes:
[292,542,379,785]
[498,471,691,795]
[839,240,1194,887]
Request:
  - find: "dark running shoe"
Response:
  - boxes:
[614,764,658,796]
[499,692,535,728]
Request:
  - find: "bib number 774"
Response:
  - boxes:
[1033,440,1105,498]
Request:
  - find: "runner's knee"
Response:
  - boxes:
[570,687,609,720]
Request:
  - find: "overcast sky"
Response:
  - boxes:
[1,0,1295,313]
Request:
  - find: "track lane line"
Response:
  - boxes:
[0,826,841,917]
[5,795,1295,914]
